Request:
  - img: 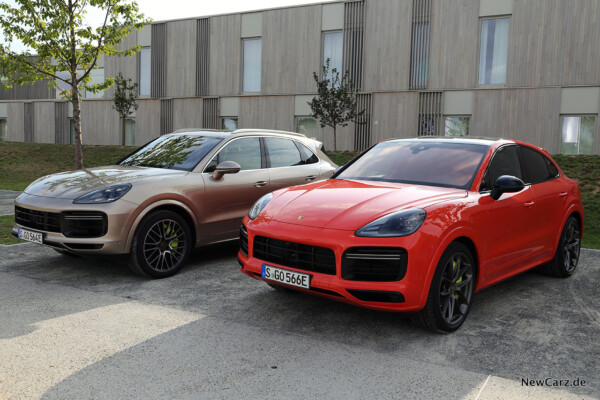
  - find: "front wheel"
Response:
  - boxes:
[542,216,581,278]
[414,242,476,333]
[128,210,192,278]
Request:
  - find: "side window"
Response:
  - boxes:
[519,146,554,184]
[481,146,522,191]
[297,142,319,165]
[545,158,559,178]
[265,137,303,168]
[205,137,262,172]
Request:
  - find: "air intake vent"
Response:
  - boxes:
[253,236,336,275]
[342,247,408,281]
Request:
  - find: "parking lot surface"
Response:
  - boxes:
[0,241,598,399]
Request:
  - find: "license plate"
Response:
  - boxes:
[262,264,310,289]
[18,228,44,244]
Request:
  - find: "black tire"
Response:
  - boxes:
[128,210,192,278]
[541,216,581,278]
[53,248,80,257]
[414,242,476,333]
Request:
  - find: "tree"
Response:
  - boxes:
[112,72,138,145]
[0,0,150,169]
[308,58,364,151]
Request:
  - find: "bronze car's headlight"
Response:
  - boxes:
[355,209,427,237]
[249,193,273,220]
[73,184,132,204]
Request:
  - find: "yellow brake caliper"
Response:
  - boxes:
[453,260,461,299]
[164,223,179,249]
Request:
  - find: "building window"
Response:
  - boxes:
[139,47,151,96]
[242,39,262,93]
[322,31,343,82]
[478,18,510,85]
[124,118,135,146]
[560,116,595,155]
[444,116,470,137]
[296,117,317,137]
[69,118,75,144]
[0,118,7,141]
[221,117,238,130]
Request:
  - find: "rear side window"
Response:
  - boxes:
[265,137,303,168]
[297,142,319,164]
[519,145,556,184]
[481,145,522,191]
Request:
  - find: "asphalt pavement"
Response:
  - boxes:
[0,239,598,399]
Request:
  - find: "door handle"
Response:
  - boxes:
[524,201,535,207]
[254,181,268,188]
[305,175,317,181]
[559,192,568,198]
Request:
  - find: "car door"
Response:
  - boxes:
[264,137,322,191]
[201,137,270,243]
[474,145,540,282]
[518,145,566,258]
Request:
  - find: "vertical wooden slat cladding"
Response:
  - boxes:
[54,102,69,144]
[409,0,431,90]
[262,6,321,94]
[104,29,137,99]
[0,79,55,101]
[354,93,372,150]
[196,18,210,97]
[151,23,167,98]
[343,1,364,90]
[202,97,219,129]
[173,98,204,131]
[238,96,294,132]
[418,92,442,136]
[362,0,412,92]
[160,99,173,134]
[136,99,161,143]
[166,20,196,98]
[371,92,420,142]
[80,100,121,145]
[508,0,600,87]
[428,0,478,89]
[209,15,241,96]
[471,88,562,153]
[23,102,34,142]
[33,102,55,143]
[6,102,25,142]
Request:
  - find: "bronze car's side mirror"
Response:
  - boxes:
[490,175,525,200]
[213,161,241,180]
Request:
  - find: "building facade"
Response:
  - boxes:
[1,0,599,154]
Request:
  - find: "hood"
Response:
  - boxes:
[262,179,466,230]
[24,166,188,199]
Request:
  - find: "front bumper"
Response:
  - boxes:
[12,192,138,254]
[239,217,438,312]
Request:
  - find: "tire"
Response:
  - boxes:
[541,216,581,278]
[414,242,476,333]
[128,210,193,278]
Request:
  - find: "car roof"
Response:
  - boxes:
[385,136,502,145]
[171,128,308,139]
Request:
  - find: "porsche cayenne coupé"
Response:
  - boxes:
[239,138,583,332]
[12,129,336,278]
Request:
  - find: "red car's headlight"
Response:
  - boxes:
[355,208,427,237]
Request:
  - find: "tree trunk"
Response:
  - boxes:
[122,117,126,146]
[72,88,84,170]
[333,125,337,152]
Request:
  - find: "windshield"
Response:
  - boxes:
[119,135,222,171]
[336,141,489,189]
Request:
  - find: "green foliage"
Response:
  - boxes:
[112,72,138,118]
[308,58,364,151]
[0,215,24,245]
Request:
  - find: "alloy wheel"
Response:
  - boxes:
[439,251,474,326]
[143,219,187,272]
[563,220,580,273]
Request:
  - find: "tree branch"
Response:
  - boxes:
[3,51,68,83]
[77,1,112,83]
[23,1,70,63]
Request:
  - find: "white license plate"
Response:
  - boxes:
[18,228,44,244]
[262,264,310,289]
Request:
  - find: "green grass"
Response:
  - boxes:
[0,143,597,249]
[0,215,23,245]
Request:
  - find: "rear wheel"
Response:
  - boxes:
[128,210,192,278]
[542,216,580,278]
[414,242,476,333]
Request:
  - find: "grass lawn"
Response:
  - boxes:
[0,142,597,249]
[0,215,23,244]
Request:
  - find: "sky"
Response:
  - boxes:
[1,0,336,52]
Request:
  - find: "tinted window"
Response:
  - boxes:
[336,141,488,189]
[519,146,554,184]
[119,135,222,171]
[297,142,319,164]
[265,138,303,168]
[482,146,522,191]
[210,137,262,171]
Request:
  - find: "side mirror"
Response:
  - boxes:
[213,161,241,180]
[490,175,525,200]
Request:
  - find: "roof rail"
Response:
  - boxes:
[172,128,231,133]
[232,128,307,138]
